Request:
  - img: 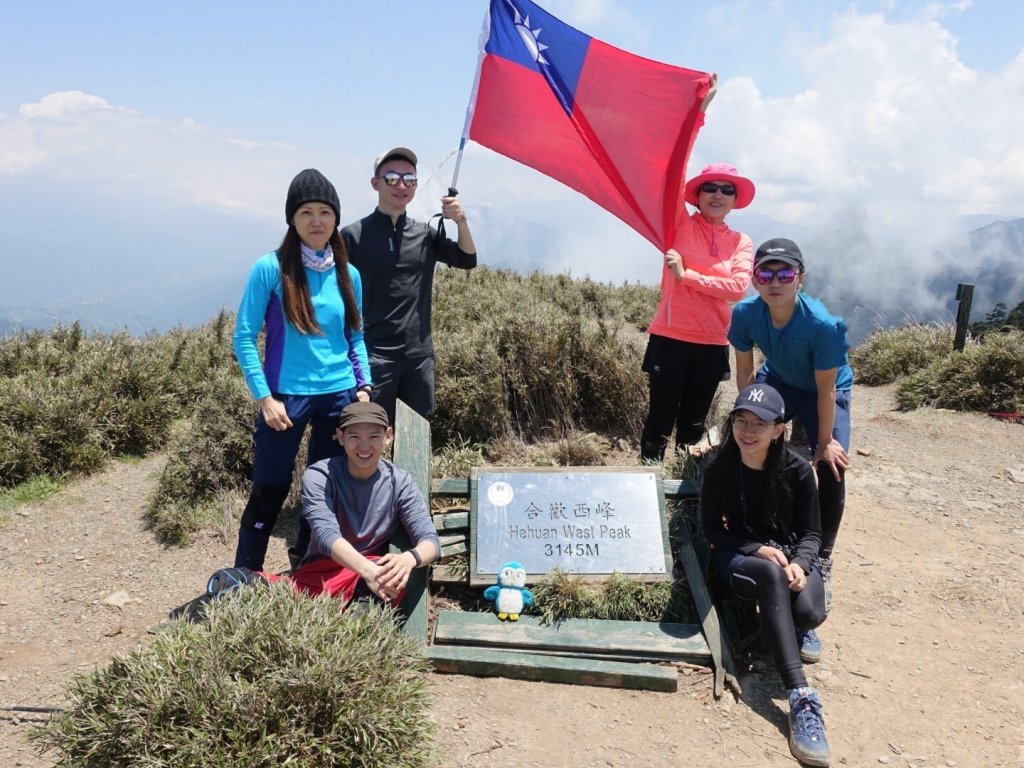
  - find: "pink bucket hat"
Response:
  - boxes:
[684,163,756,209]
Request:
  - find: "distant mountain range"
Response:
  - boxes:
[1,210,1021,344]
[814,217,1024,342]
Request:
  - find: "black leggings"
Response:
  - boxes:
[719,552,827,689]
[641,374,721,459]
[817,464,845,559]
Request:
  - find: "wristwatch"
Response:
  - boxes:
[406,549,422,568]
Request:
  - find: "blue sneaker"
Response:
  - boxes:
[798,629,822,664]
[787,688,831,767]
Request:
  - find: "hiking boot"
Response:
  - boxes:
[798,629,822,664]
[818,556,833,614]
[787,687,831,767]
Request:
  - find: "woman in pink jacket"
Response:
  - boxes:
[640,162,755,461]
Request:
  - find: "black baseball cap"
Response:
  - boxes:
[730,384,786,422]
[754,238,804,271]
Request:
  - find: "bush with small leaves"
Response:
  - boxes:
[532,569,675,624]
[896,329,1024,413]
[146,371,255,544]
[431,266,649,446]
[0,316,239,489]
[31,584,436,768]
[849,323,956,385]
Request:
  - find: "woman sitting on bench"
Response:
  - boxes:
[701,384,831,767]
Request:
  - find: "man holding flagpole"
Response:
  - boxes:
[342,148,477,423]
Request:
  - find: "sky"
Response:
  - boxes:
[1,0,1023,331]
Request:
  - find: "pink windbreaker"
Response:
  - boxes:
[646,212,753,346]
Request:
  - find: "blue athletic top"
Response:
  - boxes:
[729,292,854,393]
[233,252,372,400]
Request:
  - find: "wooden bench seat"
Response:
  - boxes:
[427,644,679,692]
[433,610,711,664]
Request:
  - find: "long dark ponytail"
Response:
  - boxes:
[705,414,795,531]
[275,228,361,335]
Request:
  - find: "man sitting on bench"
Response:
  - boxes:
[204,401,438,610]
[286,401,440,606]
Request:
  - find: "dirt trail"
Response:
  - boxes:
[2,384,1022,767]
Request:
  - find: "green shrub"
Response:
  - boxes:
[146,372,254,544]
[849,322,956,384]
[31,584,435,767]
[159,310,239,405]
[896,329,1024,412]
[432,267,648,446]
[545,431,610,466]
[0,371,109,483]
[432,439,488,481]
[0,317,239,489]
[532,569,674,624]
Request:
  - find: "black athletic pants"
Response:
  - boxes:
[718,551,827,690]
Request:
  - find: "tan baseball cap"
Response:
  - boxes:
[373,147,418,174]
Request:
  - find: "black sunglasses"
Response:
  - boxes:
[377,171,418,188]
[698,182,737,196]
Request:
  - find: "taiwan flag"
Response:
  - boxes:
[462,0,713,251]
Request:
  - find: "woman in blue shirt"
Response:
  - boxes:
[232,169,372,571]
[729,237,853,652]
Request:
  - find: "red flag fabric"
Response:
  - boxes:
[462,0,712,251]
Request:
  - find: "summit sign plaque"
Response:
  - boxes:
[469,467,671,586]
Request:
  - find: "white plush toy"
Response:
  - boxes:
[483,561,535,621]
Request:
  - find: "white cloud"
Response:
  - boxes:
[558,0,636,28]
[922,0,974,20]
[226,138,295,151]
[682,7,1024,320]
[0,120,47,173]
[18,90,121,119]
[0,90,299,220]
[699,8,1023,232]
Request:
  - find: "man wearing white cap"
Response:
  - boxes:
[342,148,477,422]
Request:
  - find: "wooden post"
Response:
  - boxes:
[954,283,974,351]
[391,400,432,643]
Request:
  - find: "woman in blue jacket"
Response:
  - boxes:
[729,237,853,640]
[232,169,372,571]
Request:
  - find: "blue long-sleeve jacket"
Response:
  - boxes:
[233,252,371,400]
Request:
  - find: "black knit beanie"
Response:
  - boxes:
[285,168,340,226]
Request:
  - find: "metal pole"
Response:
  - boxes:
[954,283,974,351]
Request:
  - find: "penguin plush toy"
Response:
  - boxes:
[483,561,534,621]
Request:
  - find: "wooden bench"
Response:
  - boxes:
[390,403,739,696]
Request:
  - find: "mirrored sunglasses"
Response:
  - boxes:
[377,171,418,188]
[754,267,798,285]
[698,182,737,196]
